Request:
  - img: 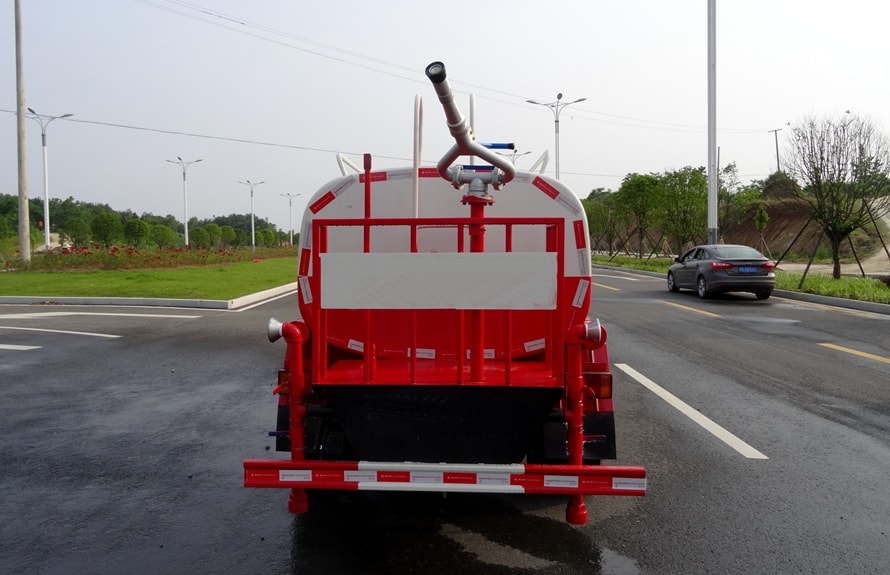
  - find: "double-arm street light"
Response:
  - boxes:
[27,108,72,252]
[240,180,265,250]
[280,192,300,245]
[496,149,532,165]
[166,157,202,247]
[526,93,586,179]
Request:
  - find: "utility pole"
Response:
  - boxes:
[768,128,783,172]
[706,0,718,245]
[15,0,30,262]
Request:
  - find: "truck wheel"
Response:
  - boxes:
[667,272,680,293]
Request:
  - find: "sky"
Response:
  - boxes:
[3,1,890,235]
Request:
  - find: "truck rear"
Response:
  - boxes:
[243,62,646,524]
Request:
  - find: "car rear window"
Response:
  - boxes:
[712,246,763,259]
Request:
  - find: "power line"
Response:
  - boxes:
[1,108,630,182]
[132,0,769,135]
[0,108,406,160]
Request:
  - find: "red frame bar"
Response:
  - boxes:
[244,459,647,497]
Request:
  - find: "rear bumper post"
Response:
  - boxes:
[281,321,309,513]
[565,326,588,524]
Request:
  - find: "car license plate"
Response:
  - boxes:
[738,266,758,273]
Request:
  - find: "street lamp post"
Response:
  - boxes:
[166,157,202,247]
[526,93,586,179]
[240,180,265,250]
[27,108,72,252]
[280,193,300,245]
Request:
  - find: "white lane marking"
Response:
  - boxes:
[0,326,120,339]
[0,312,200,319]
[616,363,768,460]
[0,344,41,351]
[591,274,640,281]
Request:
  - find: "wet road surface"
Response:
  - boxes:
[4,281,889,574]
[0,301,641,574]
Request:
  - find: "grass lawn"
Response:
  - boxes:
[0,257,297,300]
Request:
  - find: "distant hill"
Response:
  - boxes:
[721,198,888,262]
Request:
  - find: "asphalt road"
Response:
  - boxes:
[1,276,888,574]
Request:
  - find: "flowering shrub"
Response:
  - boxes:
[15,245,297,271]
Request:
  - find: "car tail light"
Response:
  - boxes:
[762,261,776,269]
[710,261,733,270]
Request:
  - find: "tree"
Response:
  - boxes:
[203,223,221,247]
[786,113,890,278]
[190,226,209,247]
[258,228,275,247]
[660,166,708,254]
[48,196,89,234]
[615,173,662,258]
[124,218,151,248]
[220,225,236,248]
[760,171,799,200]
[582,190,621,255]
[150,224,178,248]
[62,217,91,247]
[92,211,123,248]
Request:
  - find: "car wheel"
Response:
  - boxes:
[696,275,710,299]
[667,272,680,293]
[755,290,772,300]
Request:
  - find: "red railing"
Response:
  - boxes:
[308,216,566,387]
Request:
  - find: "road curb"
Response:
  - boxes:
[593,265,890,316]
[0,283,297,310]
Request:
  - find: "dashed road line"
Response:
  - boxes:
[0,344,41,351]
[818,343,890,364]
[616,363,768,460]
[659,300,721,318]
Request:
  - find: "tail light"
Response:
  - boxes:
[710,261,733,270]
[762,261,776,270]
[272,368,290,395]
[582,371,613,399]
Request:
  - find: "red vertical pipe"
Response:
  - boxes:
[363,154,372,384]
[456,224,465,384]
[410,222,418,383]
[314,224,326,380]
[363,153,372,252]
[468,199,487,383]
[504,223,513,385]
[283,322,308,514]
[565,328,588,525]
